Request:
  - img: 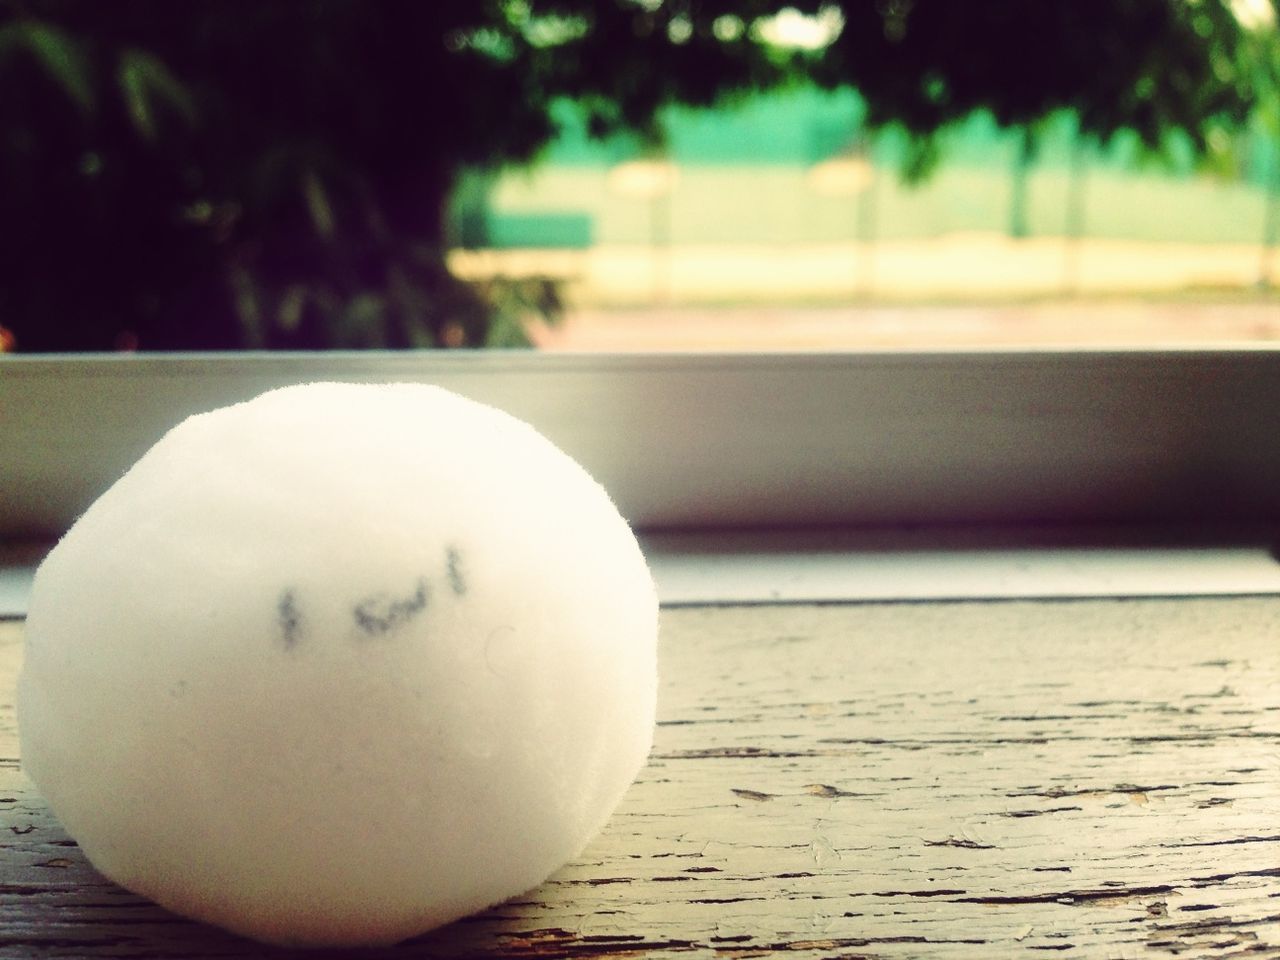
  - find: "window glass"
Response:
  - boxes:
[1,2,1275,353]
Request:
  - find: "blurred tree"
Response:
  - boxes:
[1232,2,1280,285]
[0,0,1263,351]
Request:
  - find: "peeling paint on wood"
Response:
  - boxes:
[1,597,1278,957]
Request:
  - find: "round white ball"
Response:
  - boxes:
[18,382,658,947]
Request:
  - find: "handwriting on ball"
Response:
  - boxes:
[276,545,467,649]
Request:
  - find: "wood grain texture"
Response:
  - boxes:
[1,598,1278,958]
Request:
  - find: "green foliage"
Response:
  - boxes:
[116,48,196,141]
[0,18,93,112]
[804,0,1257,152]
[0,0,1268,351]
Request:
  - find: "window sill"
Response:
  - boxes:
[3,595,1278,956]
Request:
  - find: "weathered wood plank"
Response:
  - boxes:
[1,598,1278,957]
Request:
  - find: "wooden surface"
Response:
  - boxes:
[2,598,1278,958]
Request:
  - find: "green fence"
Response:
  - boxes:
[458,86,1278,250]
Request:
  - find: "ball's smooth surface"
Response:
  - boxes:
[18,382,658,947]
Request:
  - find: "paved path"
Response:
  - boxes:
[533,299,1280,350]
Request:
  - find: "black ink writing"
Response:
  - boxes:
[353,578,429,636]
[278,589,302,649]
[446,545,466,597]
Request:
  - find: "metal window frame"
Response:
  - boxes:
[4,348,1280,540]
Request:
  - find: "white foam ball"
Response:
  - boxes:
[18,382,658,947]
